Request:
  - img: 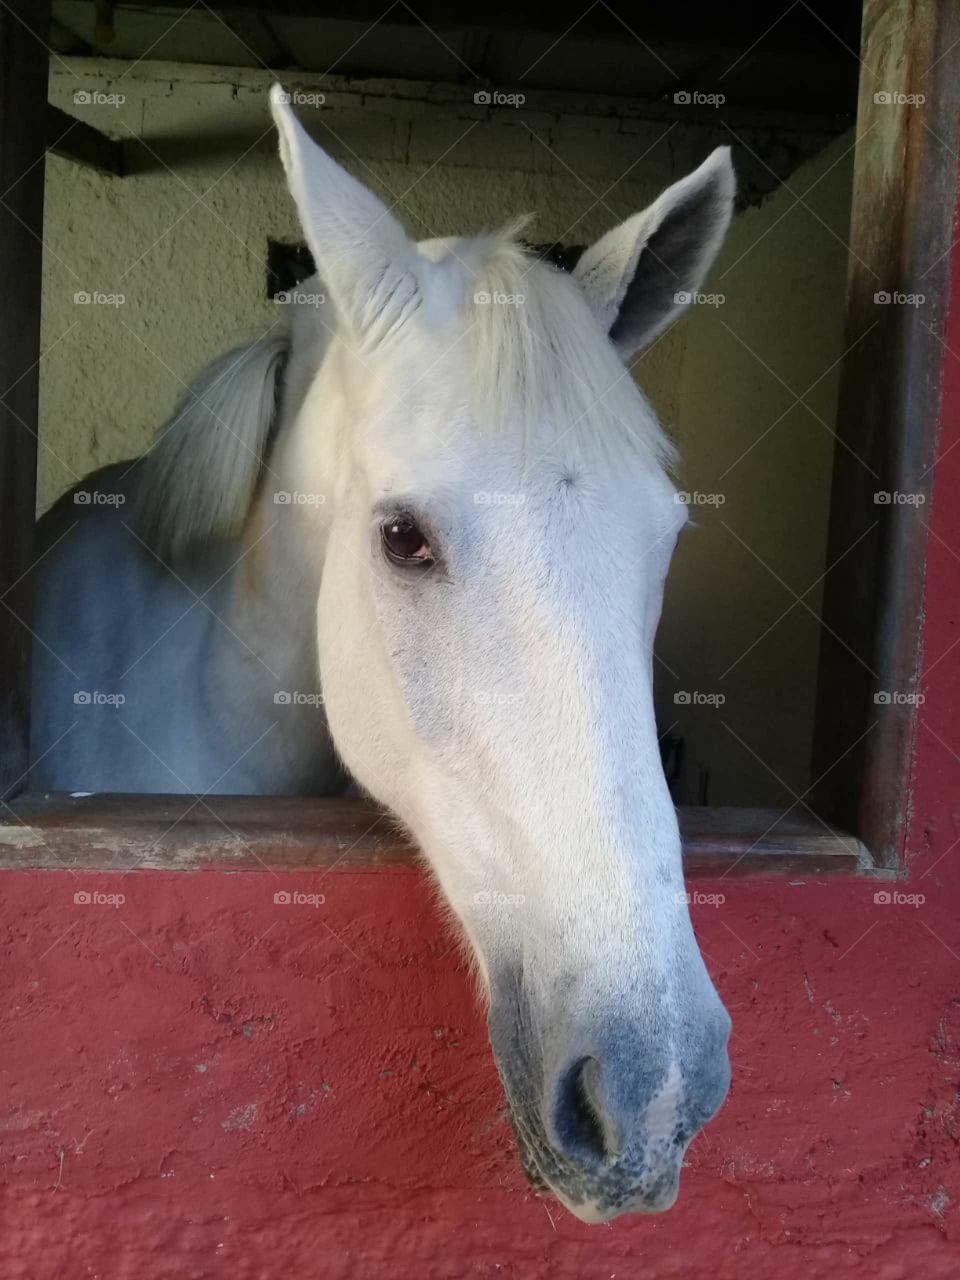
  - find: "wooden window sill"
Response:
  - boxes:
[0,793,870,875]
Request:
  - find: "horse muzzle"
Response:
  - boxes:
[488,988,731,1223]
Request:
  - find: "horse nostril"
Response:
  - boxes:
[552,1057,615,1168]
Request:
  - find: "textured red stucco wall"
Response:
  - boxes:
[5,204,960,1280]
[2,844,960,1280]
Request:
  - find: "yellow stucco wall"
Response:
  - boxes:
[661,132,854,807]
[39,60,853,805]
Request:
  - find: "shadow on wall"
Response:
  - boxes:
[655,130,854,807]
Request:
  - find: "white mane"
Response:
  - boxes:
[461,227,677,469]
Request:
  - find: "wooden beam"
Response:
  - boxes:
[0,0,50,800]
[0,794,868,875]
[48,103,123,176]
[108,0,863,54]
[811,0,960,866]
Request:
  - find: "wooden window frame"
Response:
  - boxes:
[1,0,957,876]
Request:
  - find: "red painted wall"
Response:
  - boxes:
[5,221,960,1280]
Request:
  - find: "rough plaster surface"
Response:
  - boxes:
[1,852,958,1279]
[39,60,850,806]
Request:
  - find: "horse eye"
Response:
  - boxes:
[381,516,434,567]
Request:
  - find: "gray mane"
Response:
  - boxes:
[134,336,289,563]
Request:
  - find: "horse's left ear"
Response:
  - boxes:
[572,147,735,358]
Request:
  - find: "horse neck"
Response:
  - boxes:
[232,294,333,612]
[245,415,335,681]
[215,344,331,703]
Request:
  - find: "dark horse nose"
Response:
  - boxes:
[488,982,731,1220]
[542,1017,731,1214]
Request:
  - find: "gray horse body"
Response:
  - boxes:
[30,308,343,796]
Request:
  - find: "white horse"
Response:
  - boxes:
[32,84,736,1221]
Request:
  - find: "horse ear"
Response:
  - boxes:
[572,147,735,359]
[270,84,420,341]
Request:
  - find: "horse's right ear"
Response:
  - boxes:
[270,84,421,343]
[572,147,735,359]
